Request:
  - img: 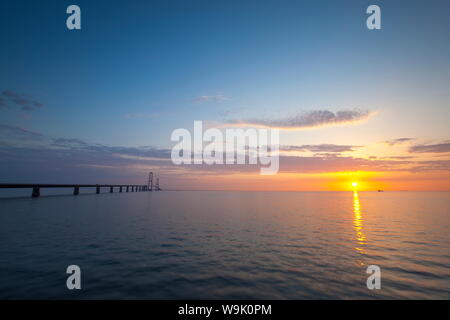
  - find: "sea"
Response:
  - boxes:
[0,191,449,299]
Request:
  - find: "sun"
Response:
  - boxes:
[351,181,358,188]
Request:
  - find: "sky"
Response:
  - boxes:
[1,0,450,191]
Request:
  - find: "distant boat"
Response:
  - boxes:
[378,189,384,192]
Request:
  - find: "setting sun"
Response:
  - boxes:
[351,182,358,188]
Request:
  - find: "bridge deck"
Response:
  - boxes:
[0,183,151,197]
[0,184,145,188]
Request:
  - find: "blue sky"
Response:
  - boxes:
[1,0,450,189]
[1,0,449,145]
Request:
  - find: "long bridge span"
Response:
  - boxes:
[0,173,161,198]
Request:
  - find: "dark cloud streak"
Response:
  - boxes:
[281,144,361,153]
[227,109,371,129]
[1,90,44,112]
[409,143,450,153]
[385,138,415,146]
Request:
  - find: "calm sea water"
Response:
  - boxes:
[0,191,449,299]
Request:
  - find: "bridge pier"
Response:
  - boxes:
[126,186,129,192]
[73,186,80,195]
[96,186,100,194]
[110,186,113,193]
[119,186,123,192]
[32,186,40,198]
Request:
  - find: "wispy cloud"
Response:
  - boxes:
[0,124,172,184]
[385,137,415,146]
[52,138,89,149]
[0,97,6,109]
[384,156,415,160]
[0,124,171,158]
[1,90,44,112]
[281,144,362,153]
[409,142,450,153]
[0,124,50,148]
[225,109,372,130]
[194,94,228,103]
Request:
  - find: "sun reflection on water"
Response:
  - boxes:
[353,191,367,256]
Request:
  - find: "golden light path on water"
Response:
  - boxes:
[353,191,367,259]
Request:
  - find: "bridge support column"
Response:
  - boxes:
[96,186,100,194]
[32,186,40,198]
[119,186,122,192]
[126,186,129,192]
[110,186,113,193]
[73,186,80,195]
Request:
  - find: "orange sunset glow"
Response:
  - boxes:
[160,167,450,191]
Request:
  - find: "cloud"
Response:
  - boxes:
[2,90,20,98]
[409,142,450,153]
[385,137,415,146]
[0,97,6,109]
[0,124,173,184]
[1,123,449,189]
[52,138,89,149]
[384,156,415,160]
[195,94,228,102]
[1,90,44,112]
[281,144,361,153]
[0,124,172,158]
[0,124,50,148]
[226,109,372,130]
[278,155,412,173]
[408,160,450,172]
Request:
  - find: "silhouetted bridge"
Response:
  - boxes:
[0,183,152,198]
[0,173,161,198]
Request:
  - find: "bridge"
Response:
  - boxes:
[0,172,161,198]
